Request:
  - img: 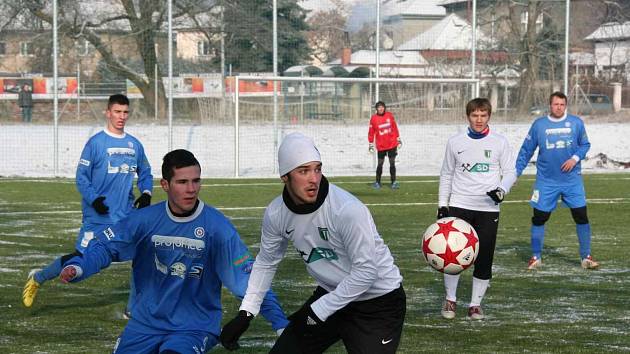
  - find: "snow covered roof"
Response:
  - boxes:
[382,0,446,18]
[585,21,630,41]
[328,50,428,66]
[437,0,467,5]
[397,13,493,50]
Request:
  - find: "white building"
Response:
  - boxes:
[585,21,630,82]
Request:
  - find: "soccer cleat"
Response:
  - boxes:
[372,182,381,190]
[122,309,132,320]
[467,306,484,320]
[391,181,400,190]
[527,256,542,270]
[22,270,41,308]
[581,255,600,269]
[441,299,456,319]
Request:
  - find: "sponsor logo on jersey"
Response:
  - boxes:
[545,127,571,136]
[461,162,490,173]
[484,150,491,158]
[152,235,205,258]
[188,264,204,278]
[318,227,330,241]
[233,253,251,267]
[79,158,90,166]
[170,262,186,278]
[103,227,115,240]
[194,227,205,238]
[305,247,338,264]
[80,231,94,248]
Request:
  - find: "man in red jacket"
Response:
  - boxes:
[368,101,402,189]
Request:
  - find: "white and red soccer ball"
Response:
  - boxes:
[422,217,479,275]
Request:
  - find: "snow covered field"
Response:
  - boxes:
[1,122,629,178]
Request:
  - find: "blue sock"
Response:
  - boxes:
[531,225,545,259]
[576,223,591,259]
[34,257,63,284]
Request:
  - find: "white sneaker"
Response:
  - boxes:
[527,256,542,270]
[441,300,456,319]
[581,255,599,269]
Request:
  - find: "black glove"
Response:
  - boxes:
[288,303,324,334]
[486,188,505,205]
[92,196,109,215]
[220,310,254,351]
[134,192,152,209]
[437,206,449,220]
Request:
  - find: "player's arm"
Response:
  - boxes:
[574,121,591,161]
[515,124,538,177]
[367,118,376,152]
[488,139,517,204]
[437,139,455,217]
[59,215,141,283]
[75,140,100,207]
[218,215,289,350]
[134,143,153,208]
[309,202,379,322]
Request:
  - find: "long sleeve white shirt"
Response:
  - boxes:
[439,130,517,212]
[240,180,402,321]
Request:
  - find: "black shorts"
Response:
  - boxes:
[270,285,406,354]
[448,206,500,280]
[377,147,398,159]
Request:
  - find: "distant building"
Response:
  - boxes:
[585,21,630,82]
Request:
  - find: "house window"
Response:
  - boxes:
[0,42,6,55]
[197,40,210,56]
[77,39,90,56]
[20,42,34,56]
[520,11,543,34]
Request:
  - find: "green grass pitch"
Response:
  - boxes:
[1,174,629,353]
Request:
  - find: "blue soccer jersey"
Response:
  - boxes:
[76,129,153,226]
[515,114,590,186]
[65,200,288,337]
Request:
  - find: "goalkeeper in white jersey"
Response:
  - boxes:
[220,132,406,353]
[437,98,517,320]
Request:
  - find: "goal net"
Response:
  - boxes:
[229,76,479,177]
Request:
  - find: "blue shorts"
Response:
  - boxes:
[74,224,112,253]
[529,182,586,212]
[113,325,217,354]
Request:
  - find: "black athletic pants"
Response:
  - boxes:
[449,206,500,280]
[270,285,406,354]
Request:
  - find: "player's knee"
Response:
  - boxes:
[570,206,589,224]
[531,209,551,226]
[60,250,82,264]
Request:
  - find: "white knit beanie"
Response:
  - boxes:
[278,132,321,176]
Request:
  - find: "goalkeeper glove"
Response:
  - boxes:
[134,192,151,209]
[220,310,254,351]
[368,143,375,154]
[397,138,402,150]
[437,206,449,220]
[92,196,109,215]
[486,188,505,204]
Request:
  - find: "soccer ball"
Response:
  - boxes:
[421,217,479,275]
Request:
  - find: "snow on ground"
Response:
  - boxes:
[1,123,629,178]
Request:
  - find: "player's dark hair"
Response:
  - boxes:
[162,149,200,181]
[549,91,568,104]
[375,101,386,109]
[466,97,492,116]
[107,94,130,109]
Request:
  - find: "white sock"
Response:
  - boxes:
[444,273,460,302]
[470,277,490,307]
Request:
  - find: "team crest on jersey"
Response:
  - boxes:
[128,141,134,148]
[305,247,338,264]
[170,262,187,278]
[318,227,330,241]
[565,122,570,127]
[484,150,491,158]
[194,227,205,238]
